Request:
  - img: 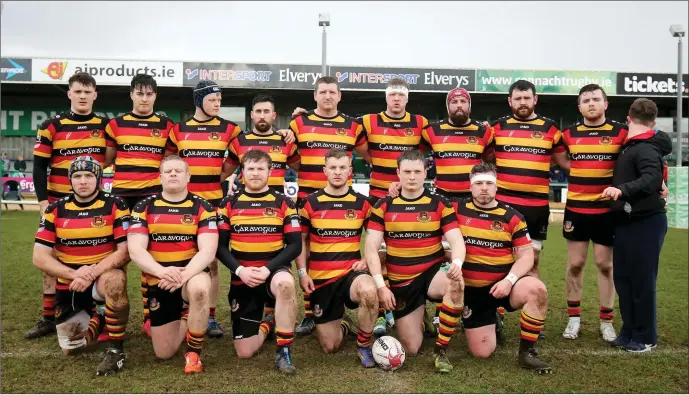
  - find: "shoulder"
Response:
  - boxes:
[562,121,581,134]
[103,192,128,211]
[46,197,66,213]
[374,195,394,210]
[190,194,216,212]
[155,113,174,124]
[133,195,156,213]
[608,119,628,132]
[351,190,369,203]
[490,115,511,127]
[428,189,453,208]
[218,117,240,129]
[539,115,558,127]
[501,202,526,222]
[39,113,69,129]
[272,189,296,209]
[95,114,111,125]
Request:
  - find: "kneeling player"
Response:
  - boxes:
[216,150,302,375]
[365,150,466,373]
[33,156,130,376]
[128,155,218,374]
[457,163,551,373]
[296,149,379,367]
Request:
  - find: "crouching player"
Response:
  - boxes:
[33,155,130,376]
[127,155,218,374]
[216,150,302,375]
[296,149,379,367]
[365,150,466,373]
[457,163,551,373]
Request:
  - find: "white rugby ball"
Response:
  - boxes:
[372,335,405,371]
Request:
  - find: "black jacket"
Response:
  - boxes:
[611,130,672,223]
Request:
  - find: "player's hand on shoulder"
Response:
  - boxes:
[38,200,50,216]
[276,129,296,144]
[291,107,308,119]
[388,182,401,198]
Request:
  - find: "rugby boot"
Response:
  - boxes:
[518,348,552,374]
[600,322,617,343]
[357,346,376,368]
[422,309,437,338]
[184,352,203,374]
[434,348,453,373]
[140,319,152,339]
[96,348,126,376]
[275,347,297,375]
[207,317,224,338]
[495,311,506,346]
[385,310,395,328]
[295,315,315,337]
[24,319,56,339]
[373,316,387,337]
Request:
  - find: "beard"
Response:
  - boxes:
[512,105,534,119]
[472,193,495,206]
[255,121,272,133]
[449,111,469,125]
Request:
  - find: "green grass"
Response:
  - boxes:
[1,210,688,393]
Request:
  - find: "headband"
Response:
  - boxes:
[386,85,409,97]
[446,87,471,112]
[470,173,497,184]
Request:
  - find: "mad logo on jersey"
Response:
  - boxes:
[404,128,414,137]
[467,136,478,145]
[335,128,346,136]
[264,207,276,217]
[208,132,220,141]
[270,145,282,153]
[600,136,612,145]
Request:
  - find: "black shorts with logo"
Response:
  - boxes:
[504,203,549,241]
[562,209,615,247]
[311,271,366,325]
[461,283,520,329]
[391,262,443,320]
[55,282,99,325]
[147,284,189,327]
[229,268,290,339]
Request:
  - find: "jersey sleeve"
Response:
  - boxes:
[354,120,367,147]
[298,198,312,234]
[286,141,299,165]
[105,119,117,148]
[421,124,433,149]
[439,197,459,234]
[229,123,242,140]
[361,199,372,229]
[129,201,150,236]
[165,124,179,154]
[289,118,300,135]
[225,138,241,166]
[112,197,131,244]
[509,211,532,248]
[551,125,565,154]
[483,124,495,146]
[282,198,301,234]
[33,118,56,159]
[217,196,232,232]
[366,199,387,232]
[197,201,219,235]
[35,204,58,248]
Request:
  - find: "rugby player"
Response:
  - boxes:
[127,155,218,374]
[296,148,378,368]
[456,162,551,373]
[288,76,371,336]
[365,150,466,373]
[216,150,302,374]
[29,72,110,340]
[32,155,130,376]
[164,80,242,339]
[104,74,174,338]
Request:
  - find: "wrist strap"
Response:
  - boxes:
[235,266,245,276]
[373,274,386,289]
[452,258,463,270]
[297,268,307,278]
[505,272,518,286]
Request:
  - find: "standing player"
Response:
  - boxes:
[127,155,218,374]
[365,150,466,373]
[289,76,370,336]
[559,85,627,342]
[28,72,110,340]
[104,74,174,337]
[165,80,242,339]
[457,163,551,374]
[32,156,130,376]
[215,150,302,374]
[296,149,379,368]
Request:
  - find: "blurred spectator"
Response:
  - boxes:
[1,152,9,172]
[13,153,26,177]
[550,165,567,202]
[662,160,668,183]
[426,156,436,179]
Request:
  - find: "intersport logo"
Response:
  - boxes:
[617,73,688,96]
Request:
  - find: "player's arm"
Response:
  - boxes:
[127,204,167,277]
[220,162,239,182]
[489,214,534,298]
[32,206,78,280]
[439,200,465,280]
[103,120,118,168]
[182,206,219,280]
[33,119,55,209]
[92,199,130,276]
[264,201,302,272]
[364,229,385,277]
[353,121,372,163]
[552,151,570,172]
[164,124,179,157]
[215,201,243,273]
[608,149,664,200]
[296,201,313,292]
[550,126,569,171]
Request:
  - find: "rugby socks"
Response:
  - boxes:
[356,329,373,348]
[567,300,581,319]
[86,315,103,343]
[43,293,56,322]
[600,306,614,323]
[259,313,275,338]
[276,328,294,350]
[209,307,216,320]
[105,301,128,351]
[264,305,275,317]
[435,302,442,320]
[140,274,149,323]
[435,301,462,351]
[303,294,313,318]
[377,308,385,319]
[519,311,545,352]
[341,319,355,337]
[497,306,506,321]
[186,329,206,355]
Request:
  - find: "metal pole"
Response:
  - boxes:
[321,26,327,76]
[676,35,684,167]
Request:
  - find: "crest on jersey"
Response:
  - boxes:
[208,131,220,141]
[599,136,612,145]
[90,129,102,139]
[150,129,162,138]
[404,128,414,137]
[181,214,195,225]
[345,209,357,220]
[490,220,504,232]
[531,131,543,140]
[91,215,106,228]
[466,136,478,145]
[270,145,282,153]
[264,207,276,217]
[313,304,323,317]
[417,211,430,223]
[563,221,574,232]
[335,128,346,136]
[149,298,160,311]
[230,299,239,312]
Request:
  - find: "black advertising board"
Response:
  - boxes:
[182,63,325,90]
[1,57,31,82]
[616,72,688,96]
[330,66,476,92]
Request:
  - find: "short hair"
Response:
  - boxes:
[324,148,350,163]
[68,72,96,89]
[241,149,272,168]
[252,95,275,109]
[628,98,658,126]
[470,162,497,178]
[160,155,189,172]
[577,84,607,104]
[387,77,409,89]
[509,80,536,97]
[130,74,158,93]
[315,76,340,92]
[397,149,426,168]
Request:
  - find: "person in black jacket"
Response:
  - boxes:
[601,98,672,353]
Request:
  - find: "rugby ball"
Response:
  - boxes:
[372,336,405,371]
